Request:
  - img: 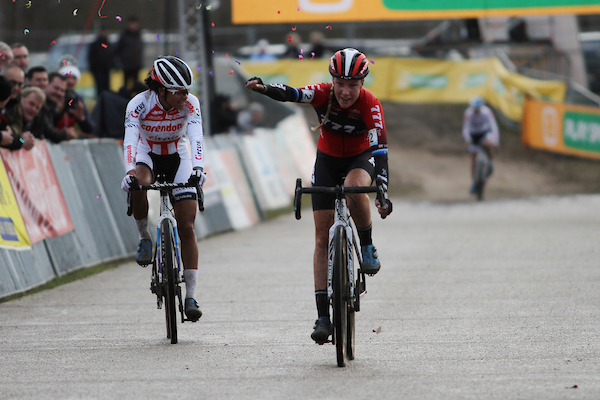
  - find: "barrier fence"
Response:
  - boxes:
[0,108,315,299]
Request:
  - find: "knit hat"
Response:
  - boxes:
[58,64,81,83]
[0,75,11,102]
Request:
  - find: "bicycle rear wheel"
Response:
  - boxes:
[161,219,178,344]
[333,225,348,367]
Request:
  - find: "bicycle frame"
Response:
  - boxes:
[155,192,183,284]
[327,197,357,307]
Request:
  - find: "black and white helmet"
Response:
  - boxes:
[150,56,194,90]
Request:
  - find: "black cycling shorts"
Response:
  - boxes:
[137,152,197,203]
[311,149,376,211]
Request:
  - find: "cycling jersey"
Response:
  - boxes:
[123,90,204,173]
[462,105,499,146]
[259,81,388,187]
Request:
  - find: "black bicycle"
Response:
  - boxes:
[473,144,490,201]
[294,177,387,367]
[127,176,204,344]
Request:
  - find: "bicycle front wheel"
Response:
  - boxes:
[474,150,487,201]
[161,219,178,344]
[333,225,348,367]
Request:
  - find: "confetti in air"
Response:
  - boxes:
[206,5,212,10]
[24,29,30,35]
[292,26,296,31]
[96,195,102,199]
[19,138,25,143]
[229,70,234,75]
[225,53,229,58]
[370,60,375,64]
[50,40,56,45]
[235,61,241,65]
[311,52,315,59]
[25,1,32,8]
[326,25,332,30]
[211,22,215,27]
[73,9,78,16]
[288,35,292,42]
[98,0,107,18]
[101,43,107,48]
[157,34,160,41]
[116,16,122,21]
[210,71,213,77]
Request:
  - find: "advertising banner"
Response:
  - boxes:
[242,57,566,121]
[522,98,600,160]
[0,142,74,244]
[232,0,600,24]
[0,152,30,248]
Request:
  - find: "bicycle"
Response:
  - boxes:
[473,144,491,201]
[126,176,204,344]
[293,177,387,367]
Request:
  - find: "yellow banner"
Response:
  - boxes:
[241,57,566,121]
[522,98,600,160]
[232,0,600,24]
[0,152,31,248]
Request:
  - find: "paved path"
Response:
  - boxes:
[1,195,599,399]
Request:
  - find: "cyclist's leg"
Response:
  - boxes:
[132,163,153,265]
[312,209,334,342]
[174,199,201,321]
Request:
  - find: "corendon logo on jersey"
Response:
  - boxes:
[142,123,184,133]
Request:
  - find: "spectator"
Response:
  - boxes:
[212,93,238,134]
[249,39,276,62]
[10,43,29,71]
[58,61,95,137]
[309,31,327,58]
[280,33,302,59]
[91,80,146,139]
[0,75,30,150]
[88,26,114,96]
[26,72,76,142]
[236,102,264,134]
[26,66,49,91]
[0,42,14,72]
[4,64,24,108]
[116,16,144,89]
[3,86,42,150]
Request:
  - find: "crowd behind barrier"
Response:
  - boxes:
[0,108,316,300]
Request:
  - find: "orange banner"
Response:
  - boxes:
[1,142,74,243]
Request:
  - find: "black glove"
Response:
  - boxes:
[246,76,266,93]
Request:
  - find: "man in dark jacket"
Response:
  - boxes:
[88,26,114,96]
[116,16,144,89]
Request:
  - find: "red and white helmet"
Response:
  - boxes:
[329,48,369,80]
[150,56,194,90]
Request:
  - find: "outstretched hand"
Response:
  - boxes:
[245,77,266,93]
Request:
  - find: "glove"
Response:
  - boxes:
[189,167,206,187]
[121,174,137,192]
[246,76,266,93]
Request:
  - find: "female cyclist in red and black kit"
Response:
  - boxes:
[246,48,393,344]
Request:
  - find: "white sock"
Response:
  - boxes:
[183,269,198,299]
[135,218,151,240]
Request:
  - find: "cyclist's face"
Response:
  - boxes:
[162,88,188,110]
[332,77,363,109]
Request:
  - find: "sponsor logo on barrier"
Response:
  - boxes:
[541,106,559,147]
[563,111,600,152]
[0,217,18,241]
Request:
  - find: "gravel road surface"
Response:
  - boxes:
[1,195,599,399]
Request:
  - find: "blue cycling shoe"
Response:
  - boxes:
[361,244,381,276]
[185,298,202,322]
[135,238,153,266]
[311,316,332,344]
